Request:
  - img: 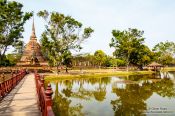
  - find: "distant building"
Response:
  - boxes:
[17,19,48,66]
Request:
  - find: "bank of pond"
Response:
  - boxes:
[44,71,175,116]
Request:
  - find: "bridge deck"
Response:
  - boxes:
[0,73,41,116]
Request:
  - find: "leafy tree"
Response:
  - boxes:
[172,58,175,65]
[62,51,72,67]
[94,50,107,68]
[105,56,126,67]
[159,54,173,66]
[0,0,32,63]
[71,53,95,68]
[153,41,175,66]
[104,56,115,67]
[115,59,126,66]
[37,10,93,72]
[85,54,95,67]
[153,41,175,55]
[13,39,25,55]
[6,53,21,65]
[130,45,154,70]
[62,51,73,72]
[109,28,146,71]
[0,55,10,66]
[0,53,21,66]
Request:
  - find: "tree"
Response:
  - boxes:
[6,53,21,65]
[85,54,95,67]
[109,28,145,71]
[62,51,72,73]
[104,56,126,67]
[71,53,95,68]
[0,0,32,63]
[37,10,93,72]
[153,41,175,66]
[94,50,107,68]
[130,45,154,70]
[104,56,116,67]
[13,39,25,55]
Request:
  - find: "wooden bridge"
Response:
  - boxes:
[0,70,54,116]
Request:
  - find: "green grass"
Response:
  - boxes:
[44,71,154,81]
[161,67,175,71]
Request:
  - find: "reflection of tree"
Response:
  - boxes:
[51,74,175,116]
[87,77,111,85]
[93,88,106,101]
[111,75,175,116]
[66,77,111,101]
[62,80,73,97]
[168,71,175,77]
[72,77,110,101]
[111,83,153,116]
[71,81,94,100]
[93,77,109,101]
[52,77,111,115]
[162,72,170,78]
[152,78,175,98]
[127,74,153,81]
[52,82,83,116]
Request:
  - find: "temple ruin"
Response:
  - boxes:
[17,19,48,66]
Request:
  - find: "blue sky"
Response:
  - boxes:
[15,0,175,55]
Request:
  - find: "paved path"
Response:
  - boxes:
[0,73,41,116]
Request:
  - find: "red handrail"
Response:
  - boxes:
[34,73,55,116]
[0,70,26,100]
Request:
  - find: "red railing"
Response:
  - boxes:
[0,70,26,100]
[35,73,55,116]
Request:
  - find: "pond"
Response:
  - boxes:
[49,72,175,116]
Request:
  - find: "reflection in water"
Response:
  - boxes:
[49,72,175,116]
[53,81,84,116]
[111,84,152,116]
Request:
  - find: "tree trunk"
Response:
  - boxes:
[2,46,8,56]
[139,65,143,70]
[126,53,130,72]
[99,62,101,69]
[126,64,129,72]
[56,62,60,74]
[66,67,68,73]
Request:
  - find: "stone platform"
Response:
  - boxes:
[0,73,41,116]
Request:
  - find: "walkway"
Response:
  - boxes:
[0,73,41,116]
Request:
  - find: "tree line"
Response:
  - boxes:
[0,0,175,70]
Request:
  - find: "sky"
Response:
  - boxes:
[15,0,175,55]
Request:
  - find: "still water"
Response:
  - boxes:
[49,72,175,116]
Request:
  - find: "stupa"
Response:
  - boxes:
[17,19,48,66]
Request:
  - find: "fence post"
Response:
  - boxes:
[34,73,54,116]
[40,75,44,87]
[2,73,5,82]
[2,73,5,96]
[35,74,40,94]
[45,84,53,116]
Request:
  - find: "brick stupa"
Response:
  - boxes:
[17,19,48,66]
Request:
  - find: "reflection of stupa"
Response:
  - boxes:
[17,19,48,66]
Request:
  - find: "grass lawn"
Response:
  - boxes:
[161,67,175,71]
[44,69,154,81]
